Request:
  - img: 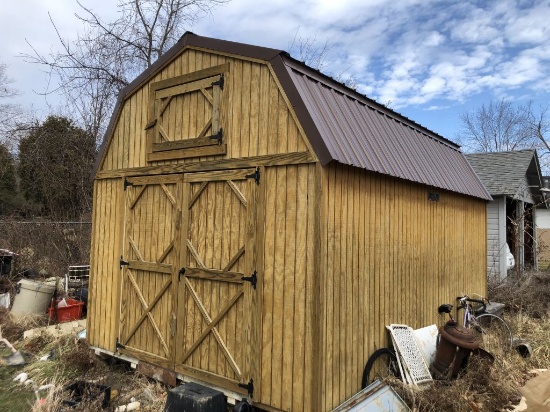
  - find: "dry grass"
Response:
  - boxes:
[393,342,525,412]
[25,339,169,411]
[0,308,49,342]
[0,309,168,411]
[489,272,550,319]
[4,273,550,411]
[391,273,550,412]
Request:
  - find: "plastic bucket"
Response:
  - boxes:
[0,292,10,309]
[11,279,56,315]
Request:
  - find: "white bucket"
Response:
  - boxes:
[0,292,10,309]
[11,279,56,315]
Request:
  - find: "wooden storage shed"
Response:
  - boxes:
[88,32,492,411]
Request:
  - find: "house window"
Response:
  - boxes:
[146,63,228,162]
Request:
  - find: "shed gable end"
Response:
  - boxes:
[97,48,314,175]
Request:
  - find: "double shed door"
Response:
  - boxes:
[119,169,259,395]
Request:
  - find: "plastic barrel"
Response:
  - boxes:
[11,279,56,315]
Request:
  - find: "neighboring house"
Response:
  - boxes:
[535,176,550,267]
[466,150,545,281]
[88,33,491,411]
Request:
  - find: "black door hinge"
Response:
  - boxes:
[124,178,134,190]
[245,167,260,185]
[120,256,129,269]
[212,74,224,90]
[178,267,185,281]
[238,378,254,398]
[116,338,126,351]
[209,128,223,144]
[241,271,257,290]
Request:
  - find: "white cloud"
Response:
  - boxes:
[505,2,550,45]
[2,0,550,136]
[421,77,446,95]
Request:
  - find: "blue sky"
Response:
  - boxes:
[1,0,549,147]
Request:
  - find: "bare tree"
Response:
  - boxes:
[289,28,333,71]
[288,28,357,89]
[458,99,536,153]
[526,103,550,156]
[0,63,25,151]
[25,0,229,142]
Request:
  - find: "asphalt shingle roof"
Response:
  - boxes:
[465,150,541,197]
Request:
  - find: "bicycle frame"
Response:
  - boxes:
[456,295,513,351]
[456,295,485,328]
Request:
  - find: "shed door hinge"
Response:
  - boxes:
[209,128,223,144]
[238,378,254,398]
[116,338,126,351]
[120,256,129,269]
[124,178,134,190]
[245,167,260,185]
[212,74,224,90]
[241,271,257,290]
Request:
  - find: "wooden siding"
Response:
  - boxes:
[88,178,124,351]
[89,44,491,412]
[319,164,487,411]
[259,164,318,412]
[99,48,310,172]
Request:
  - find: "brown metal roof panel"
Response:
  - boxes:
[345,102,388,172]
[300,82,481,195]
[297,76,361,166]
[322,88,372,167]
[279,58,492,199]
[366,108,425,180]
[376,114,425,181]
[344,99,390,172]
[366,110,404,176]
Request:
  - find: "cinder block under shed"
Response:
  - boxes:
[164,382,227,412]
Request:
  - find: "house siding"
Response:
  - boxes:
[486,197,509,281]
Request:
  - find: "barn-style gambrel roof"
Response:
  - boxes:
[97,32,491,201]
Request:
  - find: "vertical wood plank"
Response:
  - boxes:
[248,64,261,157]
[312,163,323,412]
[252,166,265,400]
[240,61,251,158]
[257,66,270,157]
[281,165,296,412]
[271,166,286,408]
[260,167,275,406]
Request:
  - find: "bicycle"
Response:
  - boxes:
[361,347,401,389]
[444,294,513,353]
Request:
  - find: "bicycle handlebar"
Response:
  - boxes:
[456,295,486,314]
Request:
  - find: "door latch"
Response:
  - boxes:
[178,267,186,281]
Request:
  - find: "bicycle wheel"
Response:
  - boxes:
[361,348,400,388]
[469,314,513,353]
